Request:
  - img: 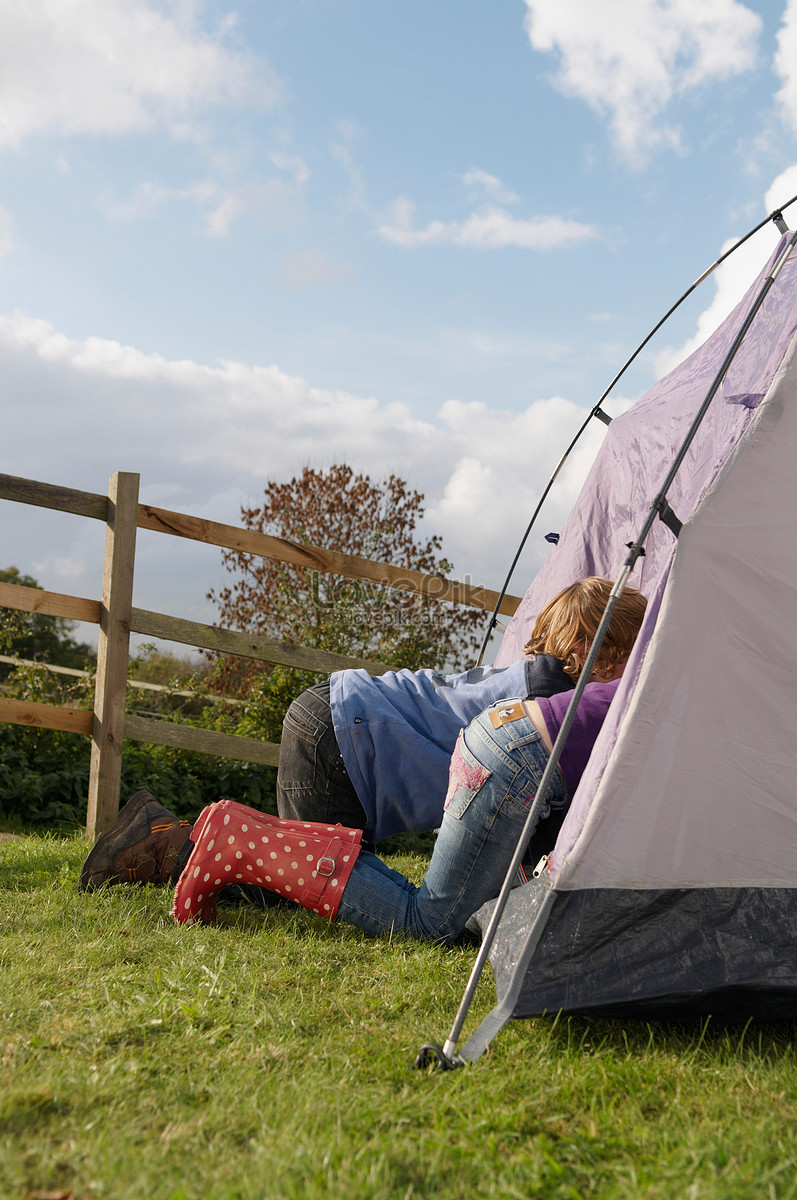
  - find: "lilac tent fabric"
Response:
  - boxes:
[492,232,797,886]
[554,324,797,888]
[461,231,797,1035]
[495,233,797,670]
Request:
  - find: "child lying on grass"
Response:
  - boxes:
[79,577,646,910]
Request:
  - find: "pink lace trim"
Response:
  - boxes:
[444,736,491,809]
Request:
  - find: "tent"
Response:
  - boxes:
[456,227,797,1062]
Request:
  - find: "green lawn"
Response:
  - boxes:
[2,831,797,1200]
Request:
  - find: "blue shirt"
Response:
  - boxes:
[330,655,572,841]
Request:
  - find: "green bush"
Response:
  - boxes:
[0,657,279,827]
[0,640,435,849]
[0,723,91,826]
[0,720,277,828]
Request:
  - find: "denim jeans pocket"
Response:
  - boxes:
[444,731,493,820]
[282,698,324,744]
[499,764,544,818]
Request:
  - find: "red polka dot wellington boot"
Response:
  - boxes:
[172,799,363,925]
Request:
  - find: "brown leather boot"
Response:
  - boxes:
[79,790,193,890]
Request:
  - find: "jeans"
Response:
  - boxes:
[276,681,369,831]
[337,698,565,944]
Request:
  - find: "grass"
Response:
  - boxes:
[2,831,797,1200]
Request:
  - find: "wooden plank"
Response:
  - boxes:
[0,696,93,735]
[137,504,521,616]
[0,698,276,763]
[87,473,139,838]
[130,607,394,675]
[0,654,89,678]
[0,654,245,703]
[0,473,107,520]
[123,713,281,766]
[0,582,391,675]
[0,580,101,624]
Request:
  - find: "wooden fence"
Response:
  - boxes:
[0,471,521,838]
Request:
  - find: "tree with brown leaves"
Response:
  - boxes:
[207,465,484,698]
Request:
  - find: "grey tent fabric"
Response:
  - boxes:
[470,882,797,1023]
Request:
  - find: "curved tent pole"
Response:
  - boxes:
[475,194,797,667]
[418,226,797,1071]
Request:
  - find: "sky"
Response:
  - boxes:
[3,0,797,658]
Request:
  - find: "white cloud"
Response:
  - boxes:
[765,165,797,226]
[95,181,209,222]
[0,309,436,476]
[437,327,573,361]
[378,196,598,250]
[462,168,520,206]
[0,205,13,258]
[95,176,303,238]
[0,0,278,148]
[30,556,87,584]
[523,0,762,162]
[427,397,606,569]
[775,0,797,134]
[0,311,608,616]
[330,135,370,216]
[270,152,311,187]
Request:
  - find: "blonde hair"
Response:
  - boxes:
[524,577,647,682]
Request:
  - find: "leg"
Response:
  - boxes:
[173,802,363,924]
[337,706,563,942]
[276,681,369,830]
[173,703,563,944]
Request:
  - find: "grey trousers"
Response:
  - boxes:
[276,681,369,831]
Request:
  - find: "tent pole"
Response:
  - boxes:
[418,230,797,1070]
[417,571,635,1070]
[629,228,797,564]
[456,882,557,1063]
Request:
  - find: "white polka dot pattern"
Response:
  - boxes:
[172,798,363,926]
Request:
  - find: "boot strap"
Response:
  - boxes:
[306,837,356,908]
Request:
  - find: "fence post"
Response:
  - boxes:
[86,472,140,840]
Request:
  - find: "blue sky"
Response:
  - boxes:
[2,0,797,652]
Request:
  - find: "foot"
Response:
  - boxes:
[173,801,232,924]
[79,790,192,890]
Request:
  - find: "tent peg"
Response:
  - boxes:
[414,1043,465,1070]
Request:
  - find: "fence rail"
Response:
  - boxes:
[0,470,522,838]
[1,472,518,613]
